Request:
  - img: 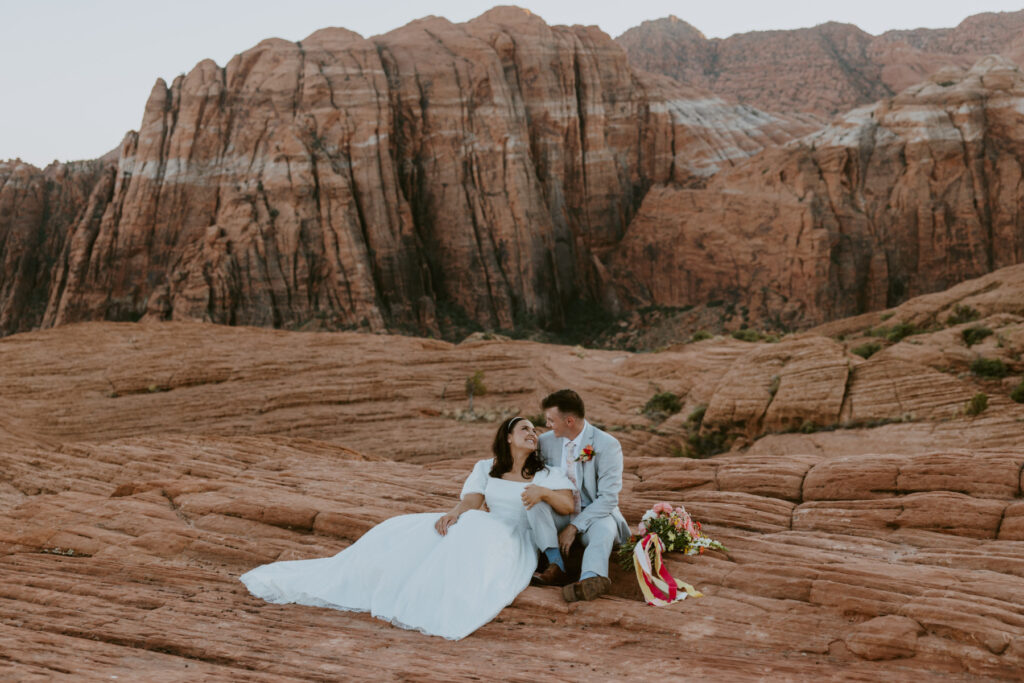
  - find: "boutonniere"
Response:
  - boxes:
[575,445,596,463]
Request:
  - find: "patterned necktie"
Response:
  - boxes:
[564,443,581,515]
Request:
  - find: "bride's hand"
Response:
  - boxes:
[521,485,547,509]
[434,512,459,536]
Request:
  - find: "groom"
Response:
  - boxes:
[527,389,630,601]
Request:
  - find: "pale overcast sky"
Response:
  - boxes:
[3,1,1022,167]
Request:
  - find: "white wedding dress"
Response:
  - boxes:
[240,460,574,640]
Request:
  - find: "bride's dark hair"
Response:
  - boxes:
[490,417,546,479]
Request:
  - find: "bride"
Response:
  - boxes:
[240,417,576,640]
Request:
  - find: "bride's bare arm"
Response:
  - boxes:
[434,493,485,535]
[521,486,574,515]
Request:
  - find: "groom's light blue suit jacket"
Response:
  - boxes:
[538,422,630,543]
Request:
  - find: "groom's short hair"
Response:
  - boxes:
[541,389,585,418]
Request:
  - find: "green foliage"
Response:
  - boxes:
[644,391,682,418]
[465,371,486,413]
[884,321,919,343]
[676,403,733,458]
[961,326,993,347]
[970,358,1009,379]
[731,328,763,342]
[684,427,733,458]
[1011,381,1024,404]
[946,304,981,326]
[965,392,989,416]
[798,420,819,434]
[690,330,712,342]
[524,413,548,430]
[867,321,920,343]
[851,342,882,359]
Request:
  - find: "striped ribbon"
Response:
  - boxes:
[632,533,703,606]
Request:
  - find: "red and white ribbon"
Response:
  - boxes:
[632,533,703,606]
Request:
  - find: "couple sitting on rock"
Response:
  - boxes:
[241,389,630,640]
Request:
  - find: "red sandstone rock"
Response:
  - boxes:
[0,303,1022,677]
[610,56,1024,329]
[0,8,806,342]
[617,10,1024,118]
[0,159,115,336]
[844,615,924,660]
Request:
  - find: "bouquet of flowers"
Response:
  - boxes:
[618,502,727,606]
[618,502,727,570]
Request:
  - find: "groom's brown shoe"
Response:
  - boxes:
[531,564,571,587]
[562,576,611,602]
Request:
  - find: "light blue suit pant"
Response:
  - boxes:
[525,504,619,579]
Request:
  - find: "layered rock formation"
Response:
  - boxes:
[7,8,807,340]
[618,9,1024,117]
[0,158,115,336]
[1,265,1023,678]
[611,56,1024,329]
[6,8,1024,346]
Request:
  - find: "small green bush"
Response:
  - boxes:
[866,322,918,342]
[684,426,733,458]
[885,321,919,343]
[524,413,548,430]
[965,392,988,416]
[731,328,763,343]
[970,358,1009,379]
[687,404,707,426]
[798,420,819,434]
[465,370,487,412]
[690,330,712,342]
[852,343,882,359]
[962,326,993,347]
[644,391,682,417]
[1011,381,1024,404]
[947,304,981,326]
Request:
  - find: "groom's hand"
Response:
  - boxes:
[558,524,578,556]
[521,485,547,509]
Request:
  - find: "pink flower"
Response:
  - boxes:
[652,502,672,515]
[637,522,647,534]
[683,515,697,537]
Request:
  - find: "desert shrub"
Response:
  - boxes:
[687,404,707,426]
[684,427,733,458]
[465,371,486,412]
[866,321,924,343]
[1011,381,1024,404]
[970,358,1009,379]
[731,328,763,342]
[852,343,882,359]
[798,420,820,434]
[524,413,548,430]
[947,304,981,326]
[644,391,682,417]
[962,326,993,347]
[885,321,919,343]
[690,330,712,342]
[965,392,988,416]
